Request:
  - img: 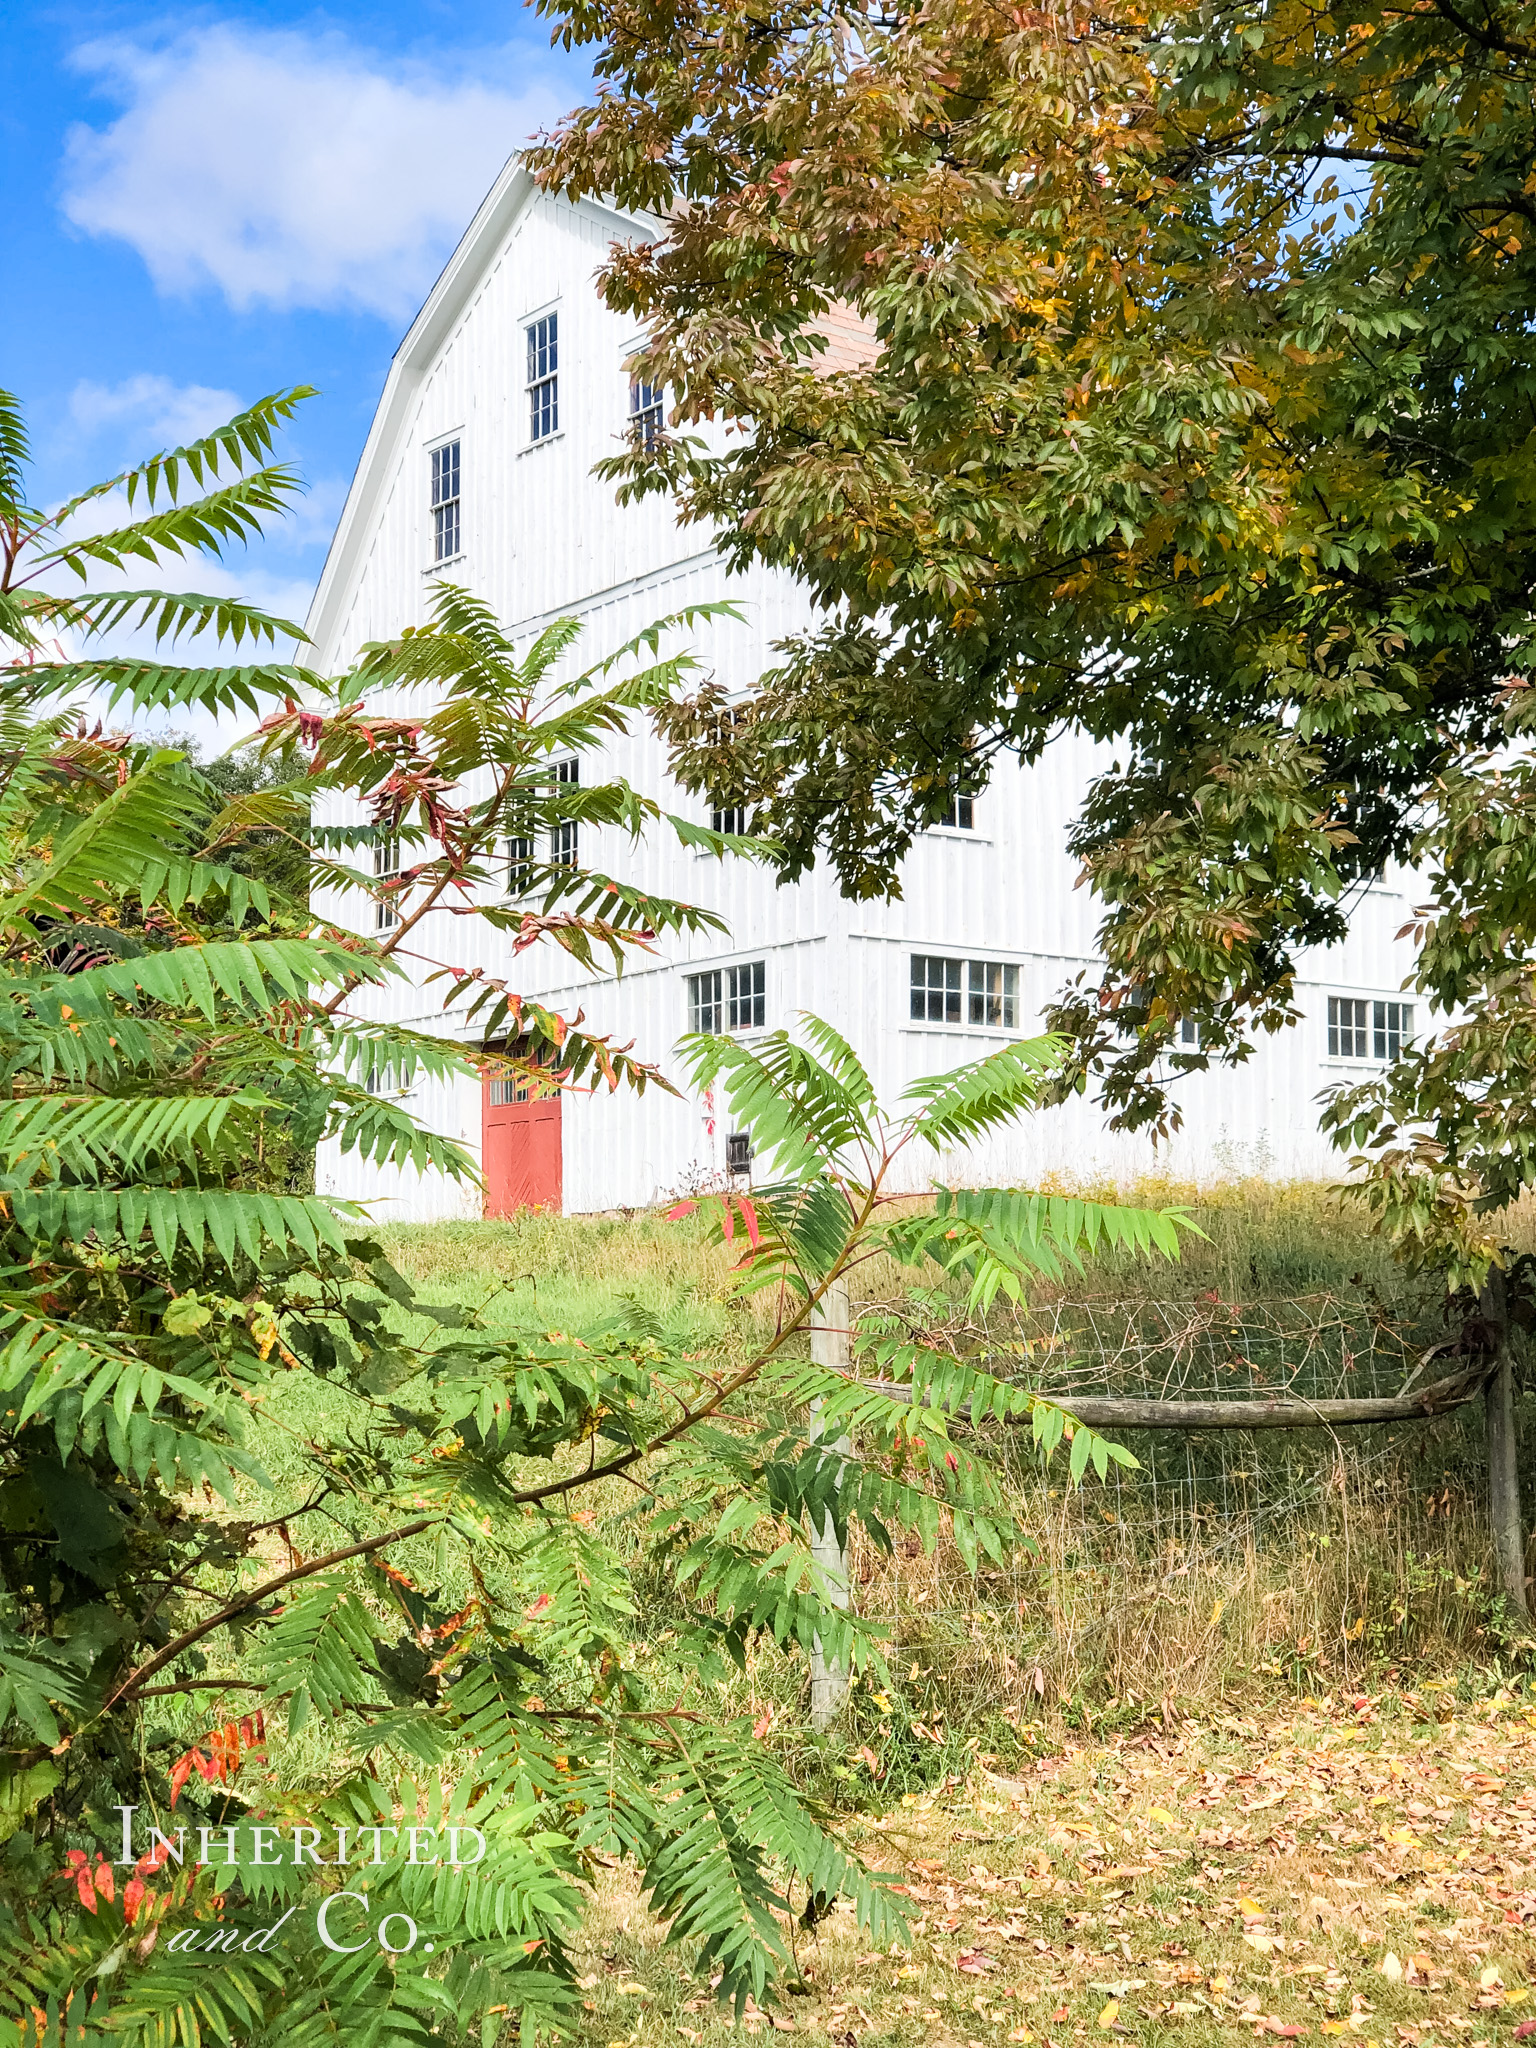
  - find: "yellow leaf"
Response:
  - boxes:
[1098,2001,1120,2029]
[1149,1806,1177,1825]
[1239,1896,1264,1917]
[1505,1989,1529,2007]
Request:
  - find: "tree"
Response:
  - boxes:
[528,0,1536,1144]
[0,386,1193,2044]
[531,0,1536,1615]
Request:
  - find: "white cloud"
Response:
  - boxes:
[69,374,244,449]
[61,24,563,318]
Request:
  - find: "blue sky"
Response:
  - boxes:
[5,1,592,653]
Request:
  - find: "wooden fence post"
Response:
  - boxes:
[809,1278,851,1731]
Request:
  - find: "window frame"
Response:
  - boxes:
[550,756,579,867]
[1373,999,1413,1062]
[1327,995,1371,1060]
[910,953,964,1026]
[688,960,767,1037]
[909,953,1028,1032]
[526,311,560,444]
[373,834,401,931]
[429,438,461,563]
[967,959,1018,1029]
[628,372,665,450]
[505,833,536,899]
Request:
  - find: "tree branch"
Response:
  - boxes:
[102,1514,440,1713]
[836,1361,1493,1429]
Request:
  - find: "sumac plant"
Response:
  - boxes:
[0,386,1190,2047]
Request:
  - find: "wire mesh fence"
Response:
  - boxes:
[978,1291,1491,1560]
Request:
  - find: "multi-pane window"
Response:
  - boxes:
[937,792,975,830]
[1373,1000,1413,1060]
[550,757,579,866]
[373,835,400,931]
[912,954,1023,1029]
[527,314,559,442]
[1330,997,1412,1060]
[490,1048,547,1104]
[689,970,723,1034]
[727,960,765,1031]
[1328,996,1370,1059]
[968,961,1018,1029]
[911,954,963,1025]
[506,834,536,897]
[688,961,766,1035]
[430,441,460,561]
[711,804,748,836]
[1179,1017,1200,1048]
[629,375,664,450]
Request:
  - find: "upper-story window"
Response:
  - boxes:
[550,757,579,866]
[373,835,401,931]
[938,792,974,830]
[506,834,536,899]
[629,375,664,451]
[430,441,460,561]
[527,314,559,442]
[711,804,748,836]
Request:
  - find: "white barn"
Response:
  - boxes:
[306,157,1418,1221]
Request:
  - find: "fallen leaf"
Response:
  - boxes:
[957,1951,997,1975]
[1381,1957,1403,1983]
[1098,2001,1120,2029]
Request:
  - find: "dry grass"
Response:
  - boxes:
[378,1183,1522,1734]
[567,1700,1536,2048]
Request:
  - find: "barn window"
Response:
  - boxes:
[727,960,765,1030]
[629,375,664,450]
[688,961,766,1035]
[968,960,1018,1029]
[527,314,559,441]
[712,804,748,836]
[430,441,460,560]
[938,792,974,830]
[550,757,579,866]
[373,835,400,930]
[1179,1016,1200,1047]
[1328,996,1414,1061]
[506,834,535,897]
[726,1131,753,1177]
[910,954,963,1025]
[1373,1000,1413,1060]
[1327,996,1369,1059]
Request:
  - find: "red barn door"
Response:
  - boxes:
[482,1067,562,1215]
